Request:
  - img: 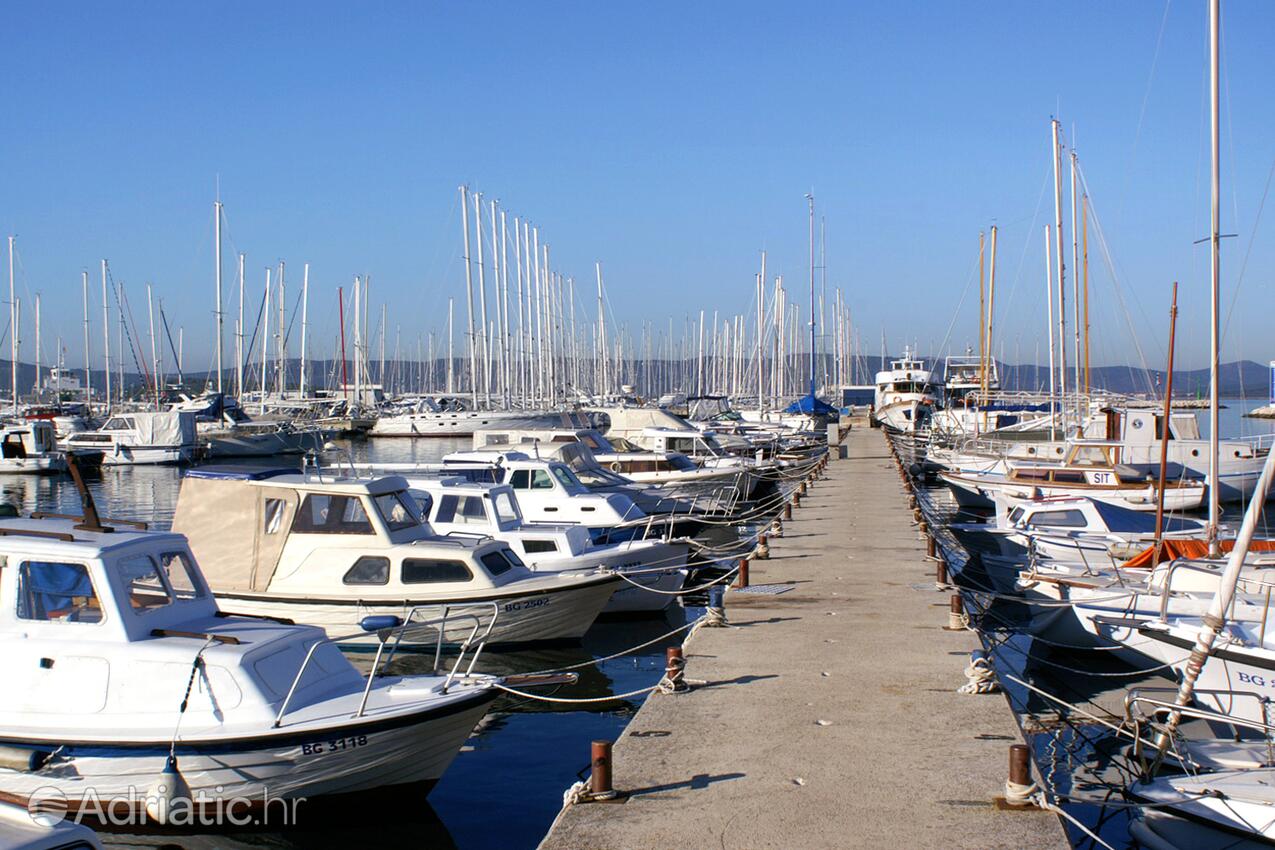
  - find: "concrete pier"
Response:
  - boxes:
[539,425,1066,850]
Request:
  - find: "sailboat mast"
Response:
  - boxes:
[8,236,16,414]
[1044,226,1057,440]
[214,200,224,394]
[757,250,766,411]
[1050,119,1068,426]
[236,253,245,400]
[1206,0,1222,556]
[102,260,111,411]
[82,270,91,404]
[806,193,816,398]
[459,186,477,407]
[299,263,309,397]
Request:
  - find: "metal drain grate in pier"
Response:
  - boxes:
[729,583,795,595]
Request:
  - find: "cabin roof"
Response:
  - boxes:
[0,516,185,557]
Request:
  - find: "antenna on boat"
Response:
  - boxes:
[66,454,111,533]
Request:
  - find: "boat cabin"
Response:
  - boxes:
[172,467,534,600]
[0,516,361,731]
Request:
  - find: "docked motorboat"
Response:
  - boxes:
[62,410,197,466]
[0,421,67,474]
[0,512,502,823]
[939,441,1206,512]
[171,467,621,647]
[407,477,688,614]
[172,393,331,458]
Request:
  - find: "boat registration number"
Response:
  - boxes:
[1085,471,1114,485]
[301,735,368,756]
[1237,671,1275,689]
[504,598,549,613]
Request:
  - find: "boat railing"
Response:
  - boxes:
[1241,433,1275,453]
[1124,688,1275,763]
[272,601,499,727]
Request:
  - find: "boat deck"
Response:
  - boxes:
[539,422,1067,849]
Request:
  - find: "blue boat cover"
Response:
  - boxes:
[1090,499,1202,534]
[183,466,298,481]
[784,393,840,417]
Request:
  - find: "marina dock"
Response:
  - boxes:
[540,422,1066,850]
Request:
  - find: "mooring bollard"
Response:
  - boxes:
[946,594,966,630]
[590,740,617,800]
[705,585,728,627]
[927,535,937,560]
[998,743,1040,809]
[918,520,928,535]
[735,557,750,588]
[935,558,948,587]
[663,646,689,693]
[755,533,770,560]
[783,502,793,521]
[799,481,807,496]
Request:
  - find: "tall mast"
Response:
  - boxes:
[33,293,40,402]
[352,276,362,407]
[1050,119,1068,425]
[1044,226,1057,440]
[447,297,454,394]
[8,236,16,414]
[757,250,766,410]
[474,191,490,406]
[499,207,511,407]
[983,226,998,403]
[459,186,478,406]
[236,253,245,400]
[596,262,608,396]
[978,230,986,391]
[260,268,270,414]
[1083,195,1091,393]
[806,193,816,398]
[101,259,111,411]
[147,283,159,410]
[214,199,224,394]
[1206,0,1222,556]
[82,270,91,404]
[1070,150,1081,401]
[299,263,309,397]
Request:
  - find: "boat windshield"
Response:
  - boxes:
[550,465,582,491]
[491,491,521,525]
[16,560,104,623]
[292,494,375,535]
[374,491,420,532]
[436,494,490,526]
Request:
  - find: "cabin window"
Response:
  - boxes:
[669,437,696,453]
[1154,416,1175,441]
[551,467,577,490]
[1027,510,1088,529]
[509,470,530,489]
[374,492,419,531]
[16,561,103,623]
[0,433,27,459]
[531,470,554,489]
[1051,471,1087,484]
[159,551,206,599]
[491,492,520,524]
[480,551,515,575]
[264,498,288,534]
[402,558,473,584]
[118,554,173,611]
[523,539,558,554]
[1007,507,1025,525]
[436,494,488,525]
[343,556,390,585]
[103,417,132,431]
[292,494,374,535]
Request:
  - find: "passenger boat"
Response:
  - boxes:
[872,348,938,434]
[0,511,501,823]
[369,397,535,437]
[171,467,621,647]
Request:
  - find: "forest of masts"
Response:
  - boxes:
[4,186,869,411]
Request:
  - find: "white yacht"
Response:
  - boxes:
[171,467,620,647]
[412,477,688,614]
[63,410,197,466]
[369,397,533,438]
[872,349,938,433]
[171,393,331,458]
[0,513,499,822]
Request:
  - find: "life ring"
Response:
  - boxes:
[609,462,622,472]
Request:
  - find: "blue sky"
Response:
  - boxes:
[2,1,1273,375]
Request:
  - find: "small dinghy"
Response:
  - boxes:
[0,502,513,826]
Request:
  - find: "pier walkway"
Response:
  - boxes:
[539,424,1066,849]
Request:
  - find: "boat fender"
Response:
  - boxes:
[360,614,403,632]
[145,754,191,824]
[0,745,51,772]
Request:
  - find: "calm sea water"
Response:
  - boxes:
[22,435,700,849]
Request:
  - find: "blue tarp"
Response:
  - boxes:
[784,394,840,418]
[1090,499,1203,534]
